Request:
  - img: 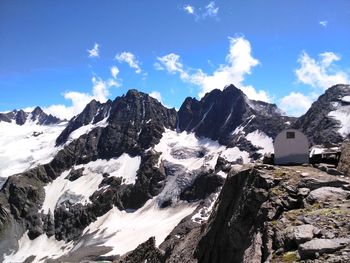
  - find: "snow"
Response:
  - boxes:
[217,171,227,178]
[221,147,250,163]
[245,130,274,154]
[153,129,249,206]
[328,105,350,137]
[231,115,255,135]
[191,192,219,224]
[41,169,103,214]
[3,231,73,263]
[341,96,350,103]
[154,129,250,171]
[66,115,109,144]
[78,199,197,256]
[42,154,141,214]
[0,121,66,182]
[191,103,214,131]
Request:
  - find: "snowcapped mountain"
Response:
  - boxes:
[293,84,350,145]
[0,84,349,262]
[0,107,65,188]
[0,106,62,126]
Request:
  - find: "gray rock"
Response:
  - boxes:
[327,168,344,176]
[338,142,350,177]
[306,187,350,204]
[298,187,310,197]
[293,225,316,244]
[299,238,350,259]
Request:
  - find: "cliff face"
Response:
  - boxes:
[128,165,347,263]
[338,142,350,176]
[194,165,350,263]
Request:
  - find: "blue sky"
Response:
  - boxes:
[1,0,349,118]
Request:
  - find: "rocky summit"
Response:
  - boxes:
[0,85,350,262]
[0,106,62,125]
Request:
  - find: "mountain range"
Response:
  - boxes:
[0,84,349,262]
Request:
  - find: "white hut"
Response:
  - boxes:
[274,129,309,165]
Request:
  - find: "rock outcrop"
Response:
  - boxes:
[338,141,350,176]
[293,84,350,145]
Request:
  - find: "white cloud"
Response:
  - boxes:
[149,91,162,102]
[319,20,328,27]
[204,1,219,18]
[295,51,349,90]
[115,52,142,74]
[279,92,313,117]
[43,76,117,120]
[155,53,189,80]
[110,66,119,79]
[87,43,100,58]
[184,5,195,15]
[183,2,219,20]
[155,36,269,102]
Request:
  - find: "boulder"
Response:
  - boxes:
[298,238,350,259]
[306,187,350,204]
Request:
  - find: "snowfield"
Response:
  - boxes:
[0,121,66,185]
[329,103,350,137]
[79,199,196,256]
[154,129,250,170]
[42,154,141,214]
[3,232,73,263]
[4,200,196,262]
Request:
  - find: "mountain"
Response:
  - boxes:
[0,106,62,125]
[179,84,294,157]
[0,85,349,262]
[293,84,350,145]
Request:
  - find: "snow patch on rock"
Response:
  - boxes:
[246,130,274,154]
[41,154,141,214]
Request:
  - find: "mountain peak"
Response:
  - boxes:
[31,106,44,115]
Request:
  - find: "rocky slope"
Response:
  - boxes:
[121,165,350,263]
[0,106,62,125]
[293,84,350,145]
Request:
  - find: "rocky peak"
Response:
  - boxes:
[0,107,61,126]
[178,84,292,147]
[29,106,62,125]
[293,84,350,145]
[178,85,248,140]
[107,89,176,129]
[55,99,112,145]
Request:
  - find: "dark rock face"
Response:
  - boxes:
[115,237,165,263]
[338,142,350,176]
[195,168,274,263]
[178,85,293,149]
[55,99,112,145]
[0,106,62,125]
[180,172,225,202]
[293,84,350,145]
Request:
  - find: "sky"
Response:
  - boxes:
[1,0,350,119]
